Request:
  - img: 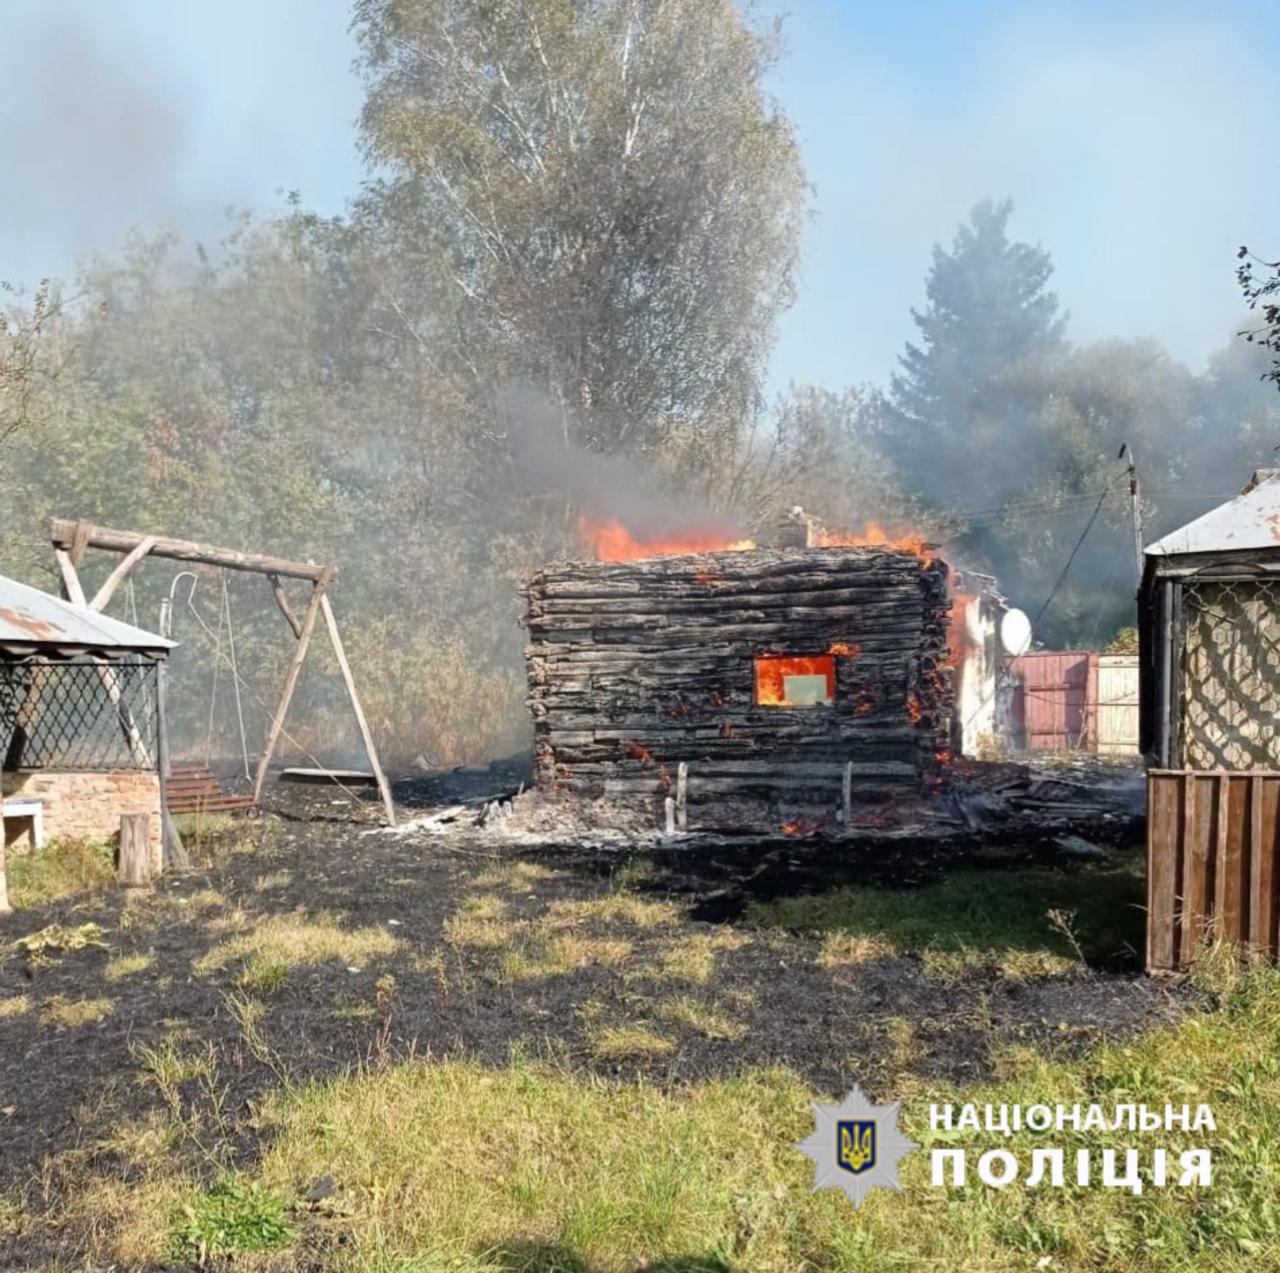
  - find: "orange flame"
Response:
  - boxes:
[947,591,977,667]
[812,522,933,559]
[906,692,922,724]
[578,516,754,563]
[627,743,653,765]
[782,818,821,837]
[828,641,861,656]
[754,655,835,706]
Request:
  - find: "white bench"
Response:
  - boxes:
[2,797,45,850]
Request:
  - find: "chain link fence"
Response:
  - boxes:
[1180,578,1280,769]
[0,659,158,771]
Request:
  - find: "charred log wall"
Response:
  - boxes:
[523,547,954,810]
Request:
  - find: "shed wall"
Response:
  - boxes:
[523,547,953,811]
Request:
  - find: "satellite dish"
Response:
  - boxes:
[1000,608,1033,657]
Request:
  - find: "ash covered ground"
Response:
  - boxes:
[1,757,1177,1241]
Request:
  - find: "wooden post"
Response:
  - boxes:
[154,623,190,872]
[252,578,328,803]
[319,594,396,827]
[0,836,10,914]
[55,549,152,767]
[267,573,304,639]
[3,663,50,772]
[118,813,151,887]
[89,535,157,612]
[664,795,676,835]
[842,761,853,827]
[675,762,688,832]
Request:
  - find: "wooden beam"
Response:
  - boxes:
[69,519,92,567]
[267,573,304,639]
[89,535,157,612]
[252,578,328,803]
[54,546,82,603]
[319,593,396,826]
[48,517,331,582]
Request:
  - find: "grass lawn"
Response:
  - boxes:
[49,954,1278,1272]
[747,854,1147,979]
[2,830,1273,1271]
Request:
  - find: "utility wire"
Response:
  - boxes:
[958,474,1125,734]
[1031,481,1117,631]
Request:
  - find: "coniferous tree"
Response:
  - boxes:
[883,198,1067,502]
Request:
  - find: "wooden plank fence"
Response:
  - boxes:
[1008,651,1140,755]
[1147,770,1280,971]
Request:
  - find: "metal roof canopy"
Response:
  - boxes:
[0,573,173,660]
[1145,470,1280,561]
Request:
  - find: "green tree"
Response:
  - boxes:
[884,198,1067,497]
[0,280,62,447]
[351,0,805,482]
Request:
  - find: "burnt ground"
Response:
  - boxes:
[0,766,1185,1262]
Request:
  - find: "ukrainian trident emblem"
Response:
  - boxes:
[837,1119,876,1174]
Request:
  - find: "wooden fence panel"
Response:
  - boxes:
[1147,770,1280,971]
[1097,655,1140,756]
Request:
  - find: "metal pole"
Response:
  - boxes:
[156,596,189,870]
[158,598,173,783]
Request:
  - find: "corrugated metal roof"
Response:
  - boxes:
[0,573,173,655]
[1145,472,1280,558]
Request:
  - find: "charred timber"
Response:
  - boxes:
[523,546,955,814]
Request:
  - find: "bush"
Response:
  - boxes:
[1105,626,1139,654]
[171,1178,294,1261]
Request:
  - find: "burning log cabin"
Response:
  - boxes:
[523,541,956,827]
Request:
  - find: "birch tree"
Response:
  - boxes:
[352,0,805,466]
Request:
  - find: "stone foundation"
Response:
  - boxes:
[2,769,163,871]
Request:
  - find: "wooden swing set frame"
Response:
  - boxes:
[46,517,396,826]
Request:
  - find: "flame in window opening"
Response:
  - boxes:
[755,655,835,706]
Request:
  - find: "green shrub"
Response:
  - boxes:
[171,1178,294,1261]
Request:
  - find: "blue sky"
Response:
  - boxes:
[1,0,1275,391]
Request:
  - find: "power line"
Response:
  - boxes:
[1031,481,1116,631]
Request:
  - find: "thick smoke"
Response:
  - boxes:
[501,386,745,542]
[0,8,191,285]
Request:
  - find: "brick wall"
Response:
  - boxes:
[2,769,162,872]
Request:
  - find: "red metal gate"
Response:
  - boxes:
[1010,651,1098,752]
